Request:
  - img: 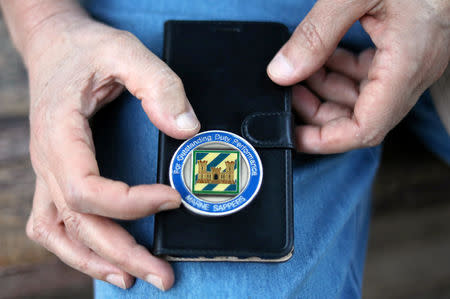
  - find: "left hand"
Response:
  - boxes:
[268,0,450,153]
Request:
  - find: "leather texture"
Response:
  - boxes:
[242,112,295,149]
[154,21,294,261]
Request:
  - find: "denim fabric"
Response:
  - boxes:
[406,91,450,164]
[83,1,450,298]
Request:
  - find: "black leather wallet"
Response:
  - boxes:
[154,21,294,262]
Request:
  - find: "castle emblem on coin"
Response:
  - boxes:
[169,130,263,216]
[192,150,240,195]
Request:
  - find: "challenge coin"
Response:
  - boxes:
[169,130,263,216]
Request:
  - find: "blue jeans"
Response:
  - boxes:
[84,1,450,298]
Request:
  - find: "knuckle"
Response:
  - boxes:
[113,250,133,269]
[153,69,184,97]
[98,30,139,59]
[30,217,51,246]
[114,243,143,269]
[64,182,84,212]
[62,210,83,239]
[296,19,325,55]
[361,129,385,147]
[76,256,91,274]
[109,29,138,45]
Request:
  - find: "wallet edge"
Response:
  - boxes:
[161,246,294,263]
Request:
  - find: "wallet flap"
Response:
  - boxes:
[242,112,295,149]
[154,21,294,261]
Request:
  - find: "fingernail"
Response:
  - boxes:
[146,274,165,291]
[106,274,127,289]
[158,200,181,212]
[268,52,295,79]
[175,110,199,131]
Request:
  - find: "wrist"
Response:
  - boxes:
[0,0,91,67]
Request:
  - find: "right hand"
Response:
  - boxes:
[24,11,199,291]
[267,0,449,154]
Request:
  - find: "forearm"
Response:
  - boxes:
[0,0,88,66]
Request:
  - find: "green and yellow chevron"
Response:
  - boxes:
[192,150,240,195]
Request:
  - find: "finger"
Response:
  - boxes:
[305,68,359,107]
[60,209,174,291]
[99,30,200,139]
[47,174,174,291]
[296,48,416,153]
[26,179,134,289]
[50,112,181,219]
[295,119,358,153]
[267,0,377,85]
[325,48,375,81]
[292,85,351,125]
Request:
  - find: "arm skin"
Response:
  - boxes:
[0,0,86,66]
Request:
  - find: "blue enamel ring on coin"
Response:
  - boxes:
[169,130,263,216]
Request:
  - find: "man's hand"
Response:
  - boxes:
[268,0,450,153]
[1,0,199,291]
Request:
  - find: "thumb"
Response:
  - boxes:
[267,0,376,86]
[101,31,200,139]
